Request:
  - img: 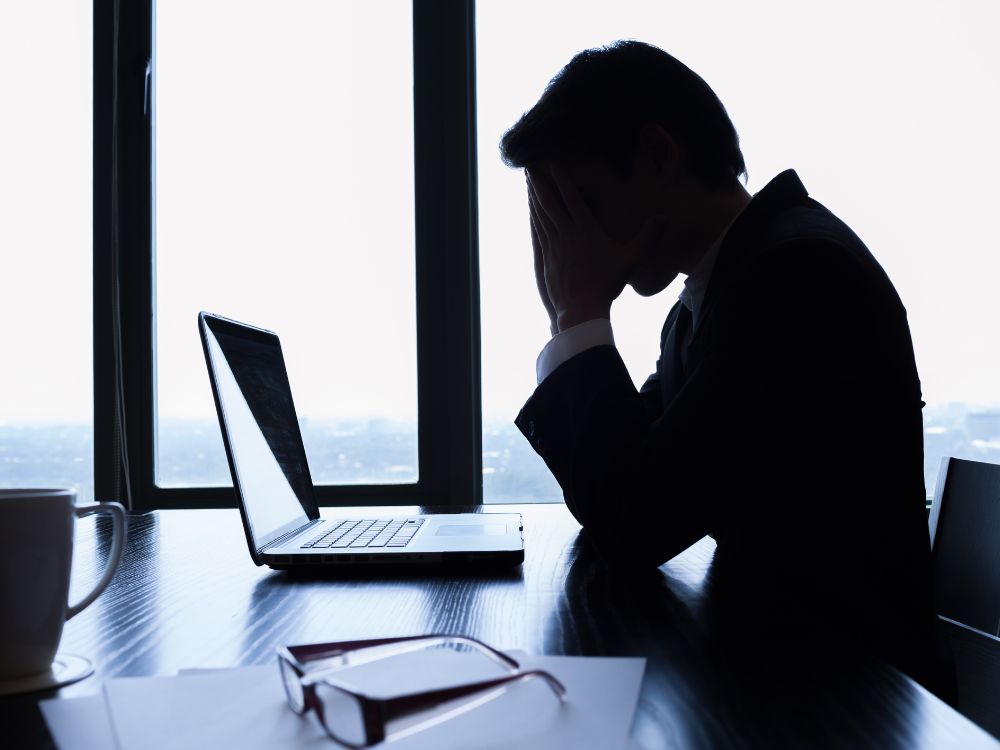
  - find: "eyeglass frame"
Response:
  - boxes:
[277,634,568,748]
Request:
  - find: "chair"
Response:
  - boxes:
[929,457,1000,737]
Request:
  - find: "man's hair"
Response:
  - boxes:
[500,40,746,190]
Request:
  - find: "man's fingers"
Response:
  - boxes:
[531,219,556,317]
[527,169,565,230]
[547,164,598,232]
[528,186,549,246]
[527,177,558,327]
[530,206,551,273]
[530,181,561,253]
[527,177,550,291]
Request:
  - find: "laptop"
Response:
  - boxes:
[198,312,524,570]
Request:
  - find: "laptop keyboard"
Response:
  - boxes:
[300,519,425,550]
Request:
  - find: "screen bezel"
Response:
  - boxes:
[198,312,320,564]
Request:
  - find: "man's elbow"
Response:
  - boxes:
[569,490,705,569]
[575,526,672,569]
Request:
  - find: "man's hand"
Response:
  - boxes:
[527,173,559,336]
[527,164,661,332]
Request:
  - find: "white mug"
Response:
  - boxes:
[0,489,126,680]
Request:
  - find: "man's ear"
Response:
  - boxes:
[636,124,682,184]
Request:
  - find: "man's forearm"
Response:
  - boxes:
[518,346,707,566]
[555,303,613,333]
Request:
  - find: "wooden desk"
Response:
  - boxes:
[6,504,997,748]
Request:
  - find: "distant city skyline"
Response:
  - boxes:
[5,402,1000,506]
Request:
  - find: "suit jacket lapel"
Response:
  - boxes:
[648,170,811,411]
[659,303,692,406]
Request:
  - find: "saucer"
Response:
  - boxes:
[0,653,94,697]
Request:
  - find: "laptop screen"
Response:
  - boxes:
[200,315,317,551]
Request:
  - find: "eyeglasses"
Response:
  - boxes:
[277,634,567,748]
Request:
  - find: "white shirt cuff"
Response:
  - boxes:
[536,318,615,384]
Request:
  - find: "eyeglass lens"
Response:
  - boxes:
[313,682,367,746]
[279,657,306,714]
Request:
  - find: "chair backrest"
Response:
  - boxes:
[929,456,1000,736]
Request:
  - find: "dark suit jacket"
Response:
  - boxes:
[516,170,949,694]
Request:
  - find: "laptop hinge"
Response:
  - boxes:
[261,518,324,554]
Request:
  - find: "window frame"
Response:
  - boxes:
[93,0,483,509]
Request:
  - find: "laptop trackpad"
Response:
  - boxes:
[435,524,505,536]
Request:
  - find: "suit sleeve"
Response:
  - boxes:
[514,241,876,567]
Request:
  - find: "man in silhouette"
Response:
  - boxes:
[504,41,948,694]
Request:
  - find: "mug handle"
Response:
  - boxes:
[66,502,127,620]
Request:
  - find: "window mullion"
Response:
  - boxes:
[412,0,482,506]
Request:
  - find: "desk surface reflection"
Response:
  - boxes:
[4,504,996,749]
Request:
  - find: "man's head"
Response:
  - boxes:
[501,41,747,295]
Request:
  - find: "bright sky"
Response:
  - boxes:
[154,0,418,426]
[0,1,92,424]
[1,0,999,428]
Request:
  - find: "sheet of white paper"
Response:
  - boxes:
[40,653,532,750]
[104,666,326,750]
[39,693,118,750]
[104,650,644,750]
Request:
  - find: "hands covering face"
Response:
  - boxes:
[527,164,662,334]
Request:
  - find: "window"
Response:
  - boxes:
[476,0,1000,501]
[100,0,479,508]
[87,1,999,508]
[0,1,93,502]
[154,0,418,489]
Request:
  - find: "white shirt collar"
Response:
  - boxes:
[678,200,749,329]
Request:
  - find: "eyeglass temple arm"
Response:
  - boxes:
[288,635,520,672]
[287,635,432,663]
[378,670,568,725]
